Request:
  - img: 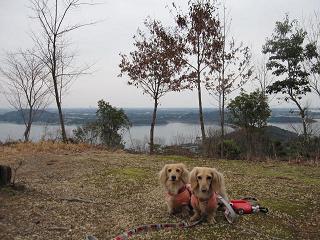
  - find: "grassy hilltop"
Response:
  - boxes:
[0,142,319,240]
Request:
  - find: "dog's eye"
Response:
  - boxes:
[197,176,202,180]
[207,176,212,180]
[176,169,180,173]
[168,169,172,173]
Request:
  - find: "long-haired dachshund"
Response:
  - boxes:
[189,167,228,223]
[159,163,190,214]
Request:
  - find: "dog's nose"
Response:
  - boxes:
[171,175,176,181]
[201,188,207,193]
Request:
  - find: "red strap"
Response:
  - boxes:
[165,185,191,206]
[191,192,218,210]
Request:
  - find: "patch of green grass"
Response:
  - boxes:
[0,184,26,196]
[264,198,304,217]
[0,186,17,196]
[214,160,320,185]
[261,169,320,185]
[110,167,148,181]
[157,155,194,163]
[237,163,320,185]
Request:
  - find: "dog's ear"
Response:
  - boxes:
[189,167,199,190]
[159,165,168,185]
[179,163,189,184]
[210,168,223,193]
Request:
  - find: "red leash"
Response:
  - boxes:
[111,219,203,240]
[85,195,268,240]
[85,219,203,240]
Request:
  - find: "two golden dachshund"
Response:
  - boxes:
[159,163,228,223]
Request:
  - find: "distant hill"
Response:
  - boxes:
[0,109,96,125]
[268,116,315,123]
[264,125,299,142]
[225,125,298,143]
[0,110,59,124]
[0,108,317,126]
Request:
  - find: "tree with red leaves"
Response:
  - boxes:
[171,0,223,141]
[119,19,185,154]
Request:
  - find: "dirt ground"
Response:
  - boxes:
[0,142,319,240]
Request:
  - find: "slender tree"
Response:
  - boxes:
[30,0,96,142]
[304,11,320,98]
[255,55,274,99]
[171,0,223,141]
[206,5,252,158]
[0,50,51,141]
[263,15,316,138]
[119,19,185,154]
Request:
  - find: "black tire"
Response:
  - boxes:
[237,208,244,215]
[260,207,269,213]
[242,197,257,201]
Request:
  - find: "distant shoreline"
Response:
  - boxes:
[0,108,318,126]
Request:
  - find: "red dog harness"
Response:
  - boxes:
[165,184,191,207]
[191,192,218,211]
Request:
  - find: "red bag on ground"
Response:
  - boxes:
[230,197,268,215]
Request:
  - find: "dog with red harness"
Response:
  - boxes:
[189,167,228,223]
[159,163,191,214]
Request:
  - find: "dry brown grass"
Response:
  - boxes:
[0,141,100,159]
[0,143,319,240]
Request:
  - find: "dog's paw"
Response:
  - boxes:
[168,210,175,215]
[207,215,217,224]
[190,213,200,222]
[169,208,181,215]
[167,205,175,214]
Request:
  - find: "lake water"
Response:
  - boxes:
[1,121,320,148]
[0,123,78,142]
[0,122,231,147]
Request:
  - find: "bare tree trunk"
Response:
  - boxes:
[52,33,67,143]
[24,122,32,142]
[300,109,307,139]
[220,90,225,159]
[23,107,33,142]
[290,95,308,139]
[53,82,67,142]
[220,8,226,159]
[150,98,158,154]
[197,36,206,142]
[197,75,206,142]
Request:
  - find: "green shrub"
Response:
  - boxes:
[218,139,241,159]
[73,100,131,148]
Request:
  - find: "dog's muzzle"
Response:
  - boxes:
[201,188,208,193]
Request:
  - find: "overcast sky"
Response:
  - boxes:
[0,0,319,109]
